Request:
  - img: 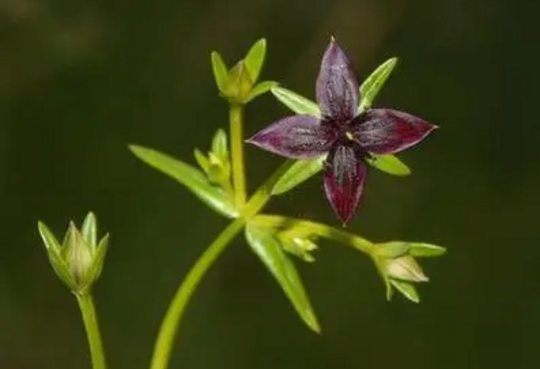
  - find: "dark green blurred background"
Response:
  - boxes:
[2,0,540,368]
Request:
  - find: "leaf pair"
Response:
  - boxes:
[270,57,410,196]
[211,39,278,104]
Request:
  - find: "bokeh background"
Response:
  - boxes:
[2,0,539,368]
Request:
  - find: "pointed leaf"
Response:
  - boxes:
[366,154,411,176]
[390,279,420,303]
[81,212,97,251]
[271,87,320,117]
[129,145,238,218]
[272,155,326,195]
[245,81,279,103]
[409,243,447,257]
[359,57,398,112]
[245,224,321,333]
[211,129,229,162]
[244,38,266,83]
[211,51,229,94]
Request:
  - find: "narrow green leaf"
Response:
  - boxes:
[129,145,238,218]
[408,243,447,257]
[390,279,420,303]
[366,154,411,176]
[81,212,97,250]
[211,51,229,94]
[211,129,229,162]
[245,224,321,333]
[245,81,279,103]
[271,87,320,117]
[244,38,266,83]
[359,57,399,113]
[272,155,326,195]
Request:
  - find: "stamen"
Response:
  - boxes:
[345,131,354,141]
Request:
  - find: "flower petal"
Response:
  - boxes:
[323,145,367,225]
[354,109,436,154]
[246,115,335,159]
[316,39,360,122]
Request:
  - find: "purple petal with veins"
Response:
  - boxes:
[246,115,336,159]
[353,108,436,154]
[324,145,367,225]
[316,39,360,122]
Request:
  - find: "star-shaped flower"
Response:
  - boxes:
[247,38,436,225]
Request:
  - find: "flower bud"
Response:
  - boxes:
[381,255,428,283]
[38,212,109,294]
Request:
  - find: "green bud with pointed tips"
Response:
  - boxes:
[210,38,276,104]
[38,212,109,294]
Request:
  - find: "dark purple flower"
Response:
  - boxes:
[247,39,436,225]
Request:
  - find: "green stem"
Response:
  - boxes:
[76,293,107,369]
[251,215,375,254]
[149,160,294,369]
[230,104,247,208]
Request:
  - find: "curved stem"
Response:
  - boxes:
[251,215,374,254]
[230,104,247,208]
[76,293,107,369]
[149,160,294,369]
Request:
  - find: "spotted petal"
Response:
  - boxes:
[354,109,436,154]
[324,145,367,225]
[316,39,360,122]
[246,115,335,159]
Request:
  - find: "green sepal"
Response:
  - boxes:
[359,57,398,113]
[226,61,253,103]
[245,223,321,333]
[211,51,229,94]
[87,234,109,285]
[194,149,211,174]
[271,86,320,116]
[81,212,97,251]
[374,242,410,258]
[63,223,93,288]
[211,129,229,162]
[245,81,279,103]
[390,279,420,303]
[38,221,77,290]
[408,243,447,257]
[244,38,266,83]
[129,145,238,218]
[272,155,326,195]
[366,154,411,176]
